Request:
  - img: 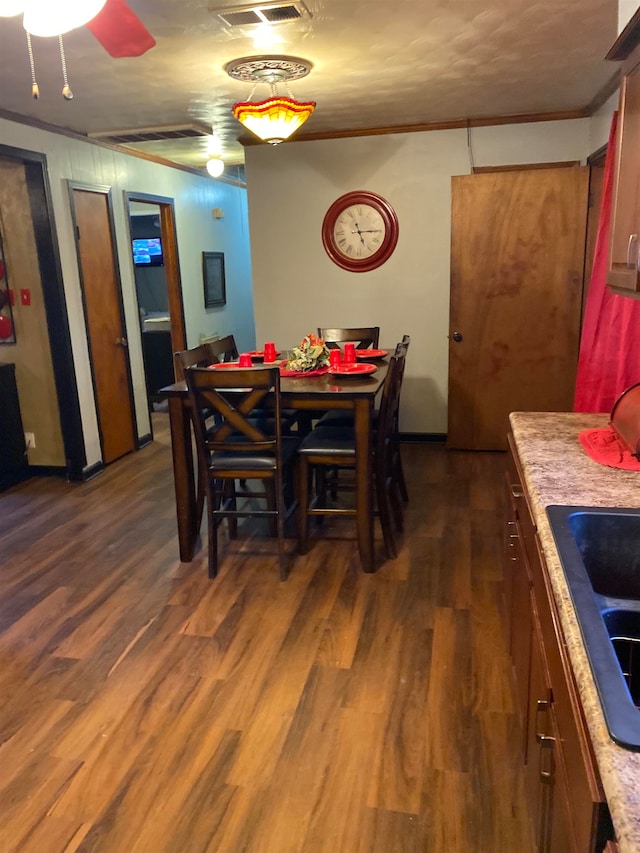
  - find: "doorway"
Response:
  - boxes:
[129,201,173,407]
[0,145,85,480]
[125,192,186,411]
[447,166,589,451]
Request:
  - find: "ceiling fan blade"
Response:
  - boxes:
[86,0,155,58]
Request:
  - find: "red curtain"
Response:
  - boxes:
[574,112,640,413]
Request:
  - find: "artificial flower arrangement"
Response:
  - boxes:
[286,333,330,372]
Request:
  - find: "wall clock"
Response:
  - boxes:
[321,191,399,272]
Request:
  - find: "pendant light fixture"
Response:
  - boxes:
[0,0,108,34]
[23,0,107,36]
[225,55,315,145]
[0,1,25,16]
[206,157,224,177]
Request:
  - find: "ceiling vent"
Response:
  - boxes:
[88,122,211,144]
[210,1,311,27]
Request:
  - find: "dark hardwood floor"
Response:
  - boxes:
[0,415,535,852]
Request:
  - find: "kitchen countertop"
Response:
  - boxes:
[510,411,640,853]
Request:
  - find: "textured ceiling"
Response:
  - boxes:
[0,0,620,175]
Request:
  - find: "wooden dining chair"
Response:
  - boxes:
[314,334,411,503]
[393,335,410,501]
[318,326,380,350]
[297,342,407,561]
[184,365,300,580]
[174,341,227,526]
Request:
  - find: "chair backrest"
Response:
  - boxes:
[206,334,239,364]
[376,342,408,453]
[184,366,283,464]
[174,335,239,380]
[318,326,380,349]
[174,344,214,380]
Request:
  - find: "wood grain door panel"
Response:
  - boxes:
[73,188,135,463]
[448,168,588,450]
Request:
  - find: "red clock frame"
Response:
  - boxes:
[321,191,399,272]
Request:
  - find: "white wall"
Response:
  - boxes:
[246,119,591,434]
[589,91,619,152]
[618,0,638,32]
[0,117,254,469]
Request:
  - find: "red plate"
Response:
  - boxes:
[279,361,329,377]
[247,350,281,360]
[208,362,240,368]
[329,362,378,377]
[355,348,388,360]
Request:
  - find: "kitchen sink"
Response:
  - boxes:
[546,506,640,750]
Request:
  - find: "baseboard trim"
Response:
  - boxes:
[137,432,153,449]
[0,464,68,490]
[79,461,104,482]
[398,432,446,443]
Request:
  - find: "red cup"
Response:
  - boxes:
[343,343,356,364]
[329,348,342,368]
[263,341,276,363]
[238,353,252,367]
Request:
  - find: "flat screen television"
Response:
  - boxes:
[132,237,164,266]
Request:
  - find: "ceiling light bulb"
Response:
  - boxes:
[0,1,24,15]
[23,0,107,36]
[206,133,223,157]
[206,157,224,178]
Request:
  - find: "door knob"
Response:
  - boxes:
[452,331,463,342]
[115,337,128,347]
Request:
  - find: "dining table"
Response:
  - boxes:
[162,355,390,573]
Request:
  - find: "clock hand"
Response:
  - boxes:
[351,223,365,245]
[358,229,382,233]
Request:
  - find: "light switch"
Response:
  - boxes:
[20,288,31,306]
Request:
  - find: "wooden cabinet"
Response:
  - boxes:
[608,41,640,294]
[504,435,612,852]
[504,451,533,755]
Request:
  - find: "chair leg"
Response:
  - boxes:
[224,480,238,539]
[395,442,409,502]
[276,480,288,582]
[376,474,397,560]
[266,482,278,537]
[389,477,404,533]
[207,495,219,579]
[298,456,310,554]
[195,468,206,533]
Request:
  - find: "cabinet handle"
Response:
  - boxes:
[510,484,524,498]
[535,698,549,742]
[538,734,555,781]
[627,233,638,268]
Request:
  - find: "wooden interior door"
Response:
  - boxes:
[448,167,588,450]
[72,187,136,464]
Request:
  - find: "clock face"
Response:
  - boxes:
[333,203,386,261]
[322,191,399,272]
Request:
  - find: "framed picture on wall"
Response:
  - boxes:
[202,251,226,308]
